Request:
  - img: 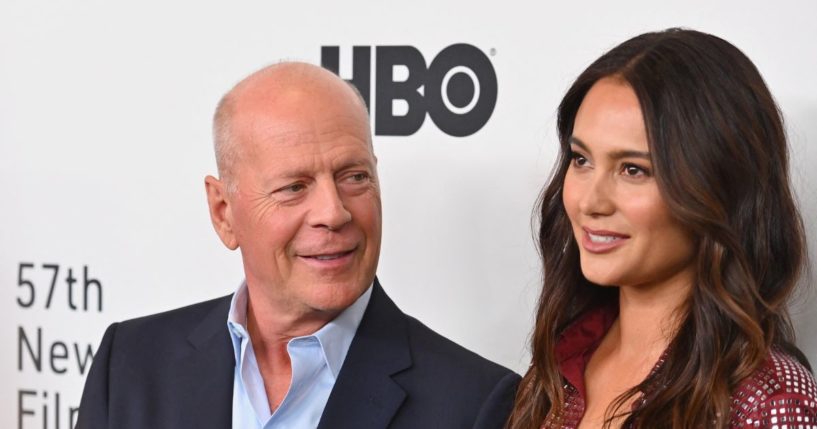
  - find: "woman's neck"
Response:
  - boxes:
[614,270,694,359]
[577,273,694,429]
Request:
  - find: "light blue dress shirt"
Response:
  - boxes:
[227,282,372,429]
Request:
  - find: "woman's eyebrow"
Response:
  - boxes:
[569,136,651,160]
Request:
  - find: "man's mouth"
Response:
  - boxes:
[300,248,356,260]
[308,250,354,260]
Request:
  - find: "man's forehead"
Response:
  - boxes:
[233,88,371,150]
[232,63,363,112]
[238,111,370,146]
[218,62,374,170]
[253,135,376,181]
[249,125,332,145]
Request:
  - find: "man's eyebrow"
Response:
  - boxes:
[274,168,310,180]
[568,136,651,160]
[335,158,374,173]
[271,158,373,181]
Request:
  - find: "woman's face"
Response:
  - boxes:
[562,77,696,291]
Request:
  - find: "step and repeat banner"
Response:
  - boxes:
[2,1,816,428]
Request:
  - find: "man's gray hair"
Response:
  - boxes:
[211,62,372,194]
[212,91,238,192]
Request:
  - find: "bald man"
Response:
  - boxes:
[76,63,519,429]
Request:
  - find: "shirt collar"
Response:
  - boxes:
[226,281,373,378]
[310,285,371,377]
[227,282,250,364]
[554,301,618,399]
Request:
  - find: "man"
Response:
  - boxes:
[77,62,519,428]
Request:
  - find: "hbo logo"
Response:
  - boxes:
[321,44,498,137]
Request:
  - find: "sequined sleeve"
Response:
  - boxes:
[731,350,817,428]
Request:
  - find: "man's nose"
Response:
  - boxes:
[307,180,352,230]
[578,173,615,217]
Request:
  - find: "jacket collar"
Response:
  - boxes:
[180,278,412,428]
[554,302,618,400]
[318,278,412,428]
[183,294,235,427]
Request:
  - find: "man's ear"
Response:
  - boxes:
[205,175,239,250]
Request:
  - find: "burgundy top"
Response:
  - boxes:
[542,305,817,428]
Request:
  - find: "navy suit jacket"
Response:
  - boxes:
[77,280,520,428]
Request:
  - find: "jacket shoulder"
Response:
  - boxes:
[119,294,232,330]
[730,349,817,427]
[107,294,232,359]
[387,312,520,429]
[403,313,516,381]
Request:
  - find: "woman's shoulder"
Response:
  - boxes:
[730,348,817,428]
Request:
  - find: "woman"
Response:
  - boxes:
[508,29,817,428]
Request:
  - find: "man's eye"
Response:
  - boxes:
[280,183,306,193]
[348,172,369,182]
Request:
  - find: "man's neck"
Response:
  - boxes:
[244,278,343,341]
[243,285,342,413]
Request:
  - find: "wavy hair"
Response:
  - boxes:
[507,28,808,428]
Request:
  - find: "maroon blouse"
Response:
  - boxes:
[542,305,817,428]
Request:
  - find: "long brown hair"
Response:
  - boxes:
[507,28,808,428]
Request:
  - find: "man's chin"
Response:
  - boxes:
[303,281,368,311]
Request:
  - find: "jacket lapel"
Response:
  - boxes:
[178,295,235,428]
[318,280,412,428]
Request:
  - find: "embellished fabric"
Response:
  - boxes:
[542,305,817,428]
[730,349,817,428]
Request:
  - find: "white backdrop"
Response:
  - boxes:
[2,1,816,428]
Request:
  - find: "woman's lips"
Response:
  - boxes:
[581,227,630,254]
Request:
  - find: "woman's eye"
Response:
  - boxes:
[622,164,649,177]
[571,154,589,167]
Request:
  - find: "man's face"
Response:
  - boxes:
[220,79,381,318]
